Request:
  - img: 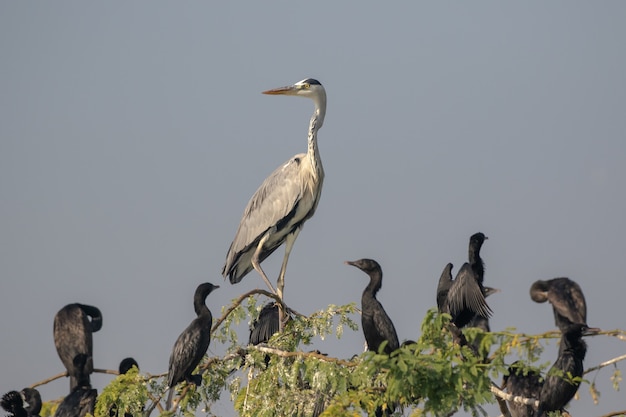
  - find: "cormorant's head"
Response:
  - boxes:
[470,232,487,247]
[529,280,549,303]
[345,258,382,274]
[119,357,139,374]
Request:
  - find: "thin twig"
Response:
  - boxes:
[585,353,626,375]
[490,383,539,408]
[597,411,626,417]
[30,371,68,388]
[210,289,304,334]
[253,345,358,366]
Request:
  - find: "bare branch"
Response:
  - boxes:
[585,353,626,375]
[597,411,626,417]
[210,289,304,334]
[490,383,539,408]
[30,371,68,388]
[252,345,358,366]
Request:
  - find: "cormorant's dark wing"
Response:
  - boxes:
[372,301,400,353]
[548,278,586,326]
[436,263,453,312]
[249,303,280,345]
[446,263,492,320]
[168,319,210,387]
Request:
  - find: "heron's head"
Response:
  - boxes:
[263,78,325,99]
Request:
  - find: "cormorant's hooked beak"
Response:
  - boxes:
[262,85,299,96]
[483,287,501,297]
[582,326,601,336]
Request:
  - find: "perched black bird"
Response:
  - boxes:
[530,278,588,331]
[437,233,494,330]
[53,303,102,391]
[438,262,492,329]
[1,391,27,417]
[249,303,280,346]
[118,357,139,375]
[345,259,399,354]
[109,358,140,417]
[20,388,42,417]
[166,283,219,410]
[502,361,543,417]
[53,387,97,417]
[536,323,598,416]
[54,354,97,417]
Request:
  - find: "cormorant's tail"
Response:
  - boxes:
[165,387,175,411]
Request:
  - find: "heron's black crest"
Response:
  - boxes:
[302,78,321,85]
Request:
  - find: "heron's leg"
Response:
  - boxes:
[251,232,277,295]
[276,228,300,330]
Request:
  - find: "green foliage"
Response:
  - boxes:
[95,366,147,417]
[86,295,624,417]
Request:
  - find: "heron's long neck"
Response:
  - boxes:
[307,95,326,178]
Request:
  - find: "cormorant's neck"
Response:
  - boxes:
[194,296,210,317]
[560,333,587,359]
[363,270,383,298]
[469,245,484,281]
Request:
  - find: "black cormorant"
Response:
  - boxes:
[249,303,280,346]
[536,323,598,416]
[1,391,27,417]
[118,357,139,375]
[437,233,494,330]
[53,303,102,391]
[20,388,41,417]
[166,282,219,410]
[468,232,487,283]
[530,278,588,331]
[438,262,492,329]
[54,354,97,417]
[502,361,543,417]
[345,259,399,354]
[109,358,140,417]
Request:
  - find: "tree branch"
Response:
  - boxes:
[210,289,304,334]
[490,383,539,408]
[597,411,626,417]
[584,353,626,375]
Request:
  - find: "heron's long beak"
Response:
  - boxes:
[262,85,298,95]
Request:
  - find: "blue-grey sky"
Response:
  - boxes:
[1,3,625,416]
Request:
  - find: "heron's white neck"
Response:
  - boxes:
[307,93,326,177]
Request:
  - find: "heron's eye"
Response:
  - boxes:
[303,83,310,89]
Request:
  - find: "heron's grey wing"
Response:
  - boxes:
[223,154,307,274]
[447,263,492,319]
[373,301,400,352]
[548,279,587,325]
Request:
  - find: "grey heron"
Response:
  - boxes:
[222,78,326,306]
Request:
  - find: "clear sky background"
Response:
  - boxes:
[1,2,625,416]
